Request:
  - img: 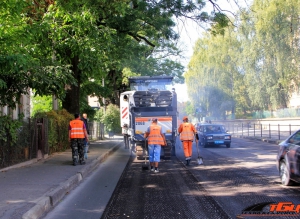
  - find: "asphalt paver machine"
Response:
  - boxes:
[120,76,178,159]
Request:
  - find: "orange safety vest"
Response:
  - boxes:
[70,119,85,139]
[179,123,194,141]
[148,124,164,145]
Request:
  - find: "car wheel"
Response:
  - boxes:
[226,144,230,148]
[279,160,293,186]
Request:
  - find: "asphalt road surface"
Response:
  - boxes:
[42,138,300,219]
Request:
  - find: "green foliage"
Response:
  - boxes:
[209,13,230,36]
[0,115,22,144]
[31,95,54,116]
[185,0,300,119]
[94,108,105,123]
[0,1,76,108]
[102,104,121,134]
[183,101,196,117]
[1,0,229,112]
[33,109,73,154]
[185,26,240,119]
[0,114,30,168]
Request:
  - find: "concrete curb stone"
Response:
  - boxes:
[48,173,83,208]
[22,197,51,219]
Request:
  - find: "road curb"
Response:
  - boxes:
[22,197,51,219]
[22,141,123,219]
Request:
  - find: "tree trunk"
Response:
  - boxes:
[62,55,81,114]
[107,69,118,105]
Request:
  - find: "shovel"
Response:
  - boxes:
[196,139,203,165]
[142,140,150,170]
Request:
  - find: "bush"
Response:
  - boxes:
[34,109,73,154]
[102,104,121,134]
[0,115,24,167]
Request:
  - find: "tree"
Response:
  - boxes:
[185,24,243,119]
[49,0,230,112]
[185,0,300,118]
[0,0,75,108]
[31,94,53,116]
[1,0,230,113]
[246,0,300,109]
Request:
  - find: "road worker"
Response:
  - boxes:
[178,116,198,166]
[122,123,130,149]
[81,113,90,158]
[144,118,167,173]
[69,113,89,166]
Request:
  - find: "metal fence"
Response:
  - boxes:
[216,120,300,141]
[0,119,33,169]
[88,121,105,140]
[0,120,105,169]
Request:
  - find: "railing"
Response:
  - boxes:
[216,121,300,141]
[0,121,105,169]
[88,122,105,140]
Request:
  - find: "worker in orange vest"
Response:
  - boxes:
[144,118,167,173]
[178,116,198,166]
[69,113,89,166]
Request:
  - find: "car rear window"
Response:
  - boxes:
[202,125,225,133]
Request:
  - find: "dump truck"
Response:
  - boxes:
[120,76,178,159]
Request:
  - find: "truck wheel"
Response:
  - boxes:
[163,142,172,160]
[226,144,231,148]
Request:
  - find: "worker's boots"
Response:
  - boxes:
[186,157,191,166]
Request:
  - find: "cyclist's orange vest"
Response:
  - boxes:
[70,119,85,139]
[180,123,194,141]
[148,124,164,145]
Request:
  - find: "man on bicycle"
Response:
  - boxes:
[69,113,89,166]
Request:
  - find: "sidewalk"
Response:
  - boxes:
[0,136,124,219]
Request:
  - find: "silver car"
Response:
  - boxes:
[277,130,300,186]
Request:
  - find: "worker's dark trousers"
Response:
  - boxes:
[123,134,129,149]
[71,138,84,163]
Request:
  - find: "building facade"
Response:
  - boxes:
[0,94,31,119]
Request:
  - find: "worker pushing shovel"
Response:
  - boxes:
[178,116,199,166]
[143,118,166,173]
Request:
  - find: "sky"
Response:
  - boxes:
[174,0,252,102]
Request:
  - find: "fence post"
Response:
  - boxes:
[248,123,249,136]
[278,124,280,140]
[234,122,236,135]
[289,124,291,136]
[242,123,243,137]
[254,123,256,137]
[260,124,262,137]
[269,124,271,139]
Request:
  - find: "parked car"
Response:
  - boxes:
[276,129,300,186]
[196,123,231,148]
